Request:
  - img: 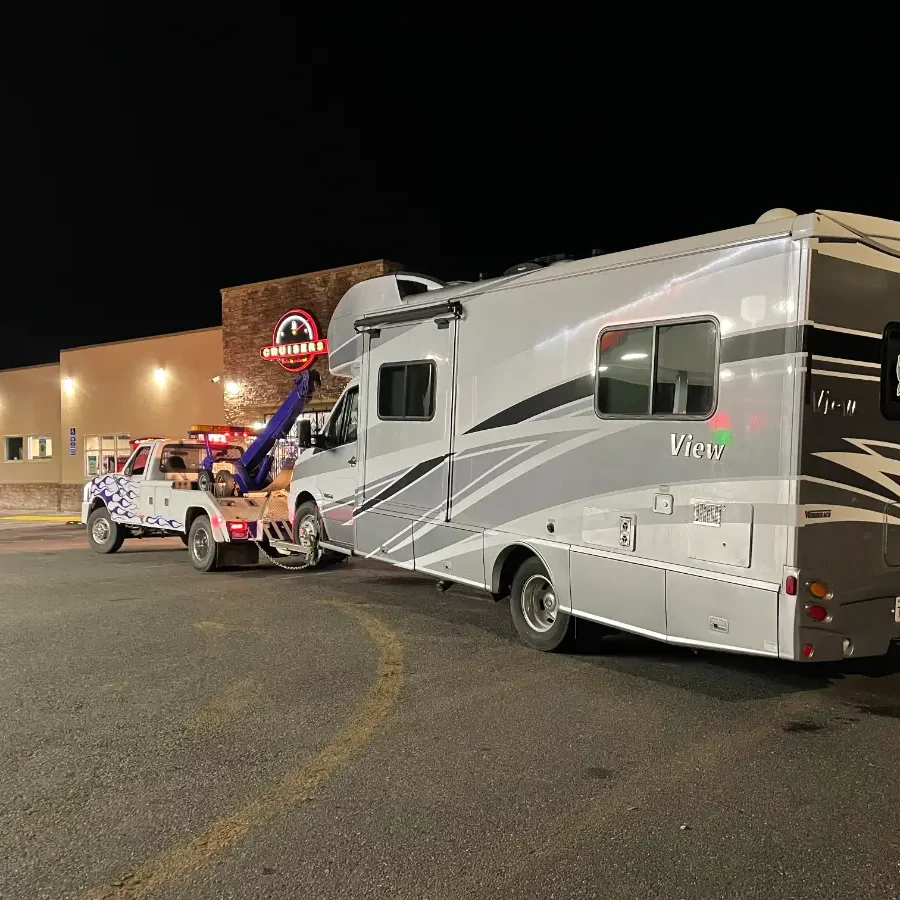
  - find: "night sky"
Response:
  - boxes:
[4,9,896,370]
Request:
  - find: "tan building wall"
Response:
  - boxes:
[0,363,63,509]
[0,259,394,511]
[60,327,224,499]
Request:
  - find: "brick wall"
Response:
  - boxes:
[221,260,403,424]
[0,482,83,511]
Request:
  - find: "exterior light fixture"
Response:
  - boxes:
[154,367,167,385]
[62,377,75,394]
[225,381,240,396]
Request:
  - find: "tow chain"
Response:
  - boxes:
[254,530,319,572]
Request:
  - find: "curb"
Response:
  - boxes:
[0,515,80,522]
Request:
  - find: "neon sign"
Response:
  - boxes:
[259,309,329,373]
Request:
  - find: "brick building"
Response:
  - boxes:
[0,259,401,510]
[221,259,402,424]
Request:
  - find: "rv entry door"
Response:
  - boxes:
[356,318,456,562]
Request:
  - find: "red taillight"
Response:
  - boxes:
[227,520,249,540]
[802,643,815,659]
[806,604,828,622]
[785,575,798,596]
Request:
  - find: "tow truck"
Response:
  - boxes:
[80,372,324,571]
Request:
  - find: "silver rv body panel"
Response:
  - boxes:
[289,210,900,662]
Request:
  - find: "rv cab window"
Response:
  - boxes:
[597,319,717,418]
[324,387,359,446]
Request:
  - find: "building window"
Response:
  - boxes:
[377,361,436,420]
[27,436,53,459]
[4,436,24,462]
[597,319,718,418]
[85,435,132,476]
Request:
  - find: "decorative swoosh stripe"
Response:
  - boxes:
[465,374,594,434]
[461,326,884,436]
[353,454,449,516]
[808,327,880,364]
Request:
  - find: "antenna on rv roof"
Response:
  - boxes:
[756,208,797,223]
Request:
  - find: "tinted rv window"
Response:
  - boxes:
[597,327,653,415]
[882,323,900,420]
[378,362,436,420]
[597,319,718,418]
[653,321,717,416]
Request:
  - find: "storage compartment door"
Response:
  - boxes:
[666,571,778,655]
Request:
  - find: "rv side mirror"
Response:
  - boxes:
[297,420,312,448]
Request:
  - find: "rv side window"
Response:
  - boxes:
[597,319,717,418]
[653,321,717,416]
[881,322,900,420]
[378,362,436,420]
[597,327,653,415]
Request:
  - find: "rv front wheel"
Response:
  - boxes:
[293,500,342,566]
[509,556,574,651]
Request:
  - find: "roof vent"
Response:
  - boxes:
[756,208,798,224]
[503,252,573,277]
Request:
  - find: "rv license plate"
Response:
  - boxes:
[895,598,900,624]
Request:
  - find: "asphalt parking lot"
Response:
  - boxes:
[3,522,900,900]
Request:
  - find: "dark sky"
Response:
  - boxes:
[3,9,896,370]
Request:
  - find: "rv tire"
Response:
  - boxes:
[293,500,342,566]
[509,556,574,651]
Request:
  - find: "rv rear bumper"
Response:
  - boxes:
[793,596,900,661]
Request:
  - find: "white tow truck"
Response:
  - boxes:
[80,434,315,570]
[81,374,324,571]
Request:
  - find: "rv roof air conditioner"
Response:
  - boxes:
[756,208,798,224]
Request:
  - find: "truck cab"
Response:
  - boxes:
[82,438,219,542]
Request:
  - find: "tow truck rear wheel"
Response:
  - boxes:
[294,500,342,566]
[188,515,218,572]
[87,506,126,554]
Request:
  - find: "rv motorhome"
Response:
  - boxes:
[288,209,900,663]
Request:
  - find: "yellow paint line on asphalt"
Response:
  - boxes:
[193,620,227,633]
[0,515,76,522]
[83,602,404,900]
[192,676,261,730]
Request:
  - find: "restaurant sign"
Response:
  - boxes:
[259,309,329,373]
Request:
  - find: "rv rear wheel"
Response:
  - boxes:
[293,500,342,566]
[509,556,574,651]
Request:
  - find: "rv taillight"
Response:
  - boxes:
[802,643,815,659]
[806,604,829,623]
[785,576,798,596]
[227,521,249,540]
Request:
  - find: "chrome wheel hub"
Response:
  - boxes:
[521,574,557,633]
[92,518,110,544]
[192,528,210,560]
